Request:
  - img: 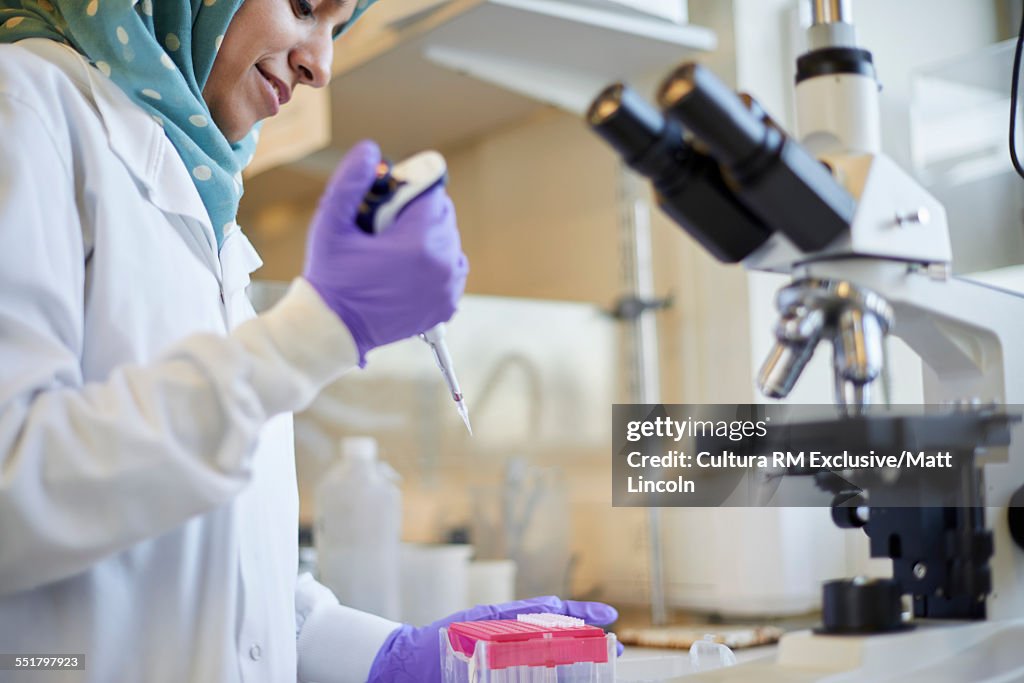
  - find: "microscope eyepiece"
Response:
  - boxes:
[656,61,855,252]
[586,83,774,263]
[586,84,628,126]
[657,63,768,170]
[587,83,682,180]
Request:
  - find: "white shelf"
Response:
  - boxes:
[910,38,1016,179]
[914,37,1015,95]
[325,0,716,159]
[909,38,1024,275]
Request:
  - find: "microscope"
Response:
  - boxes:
[590,0,1024,679]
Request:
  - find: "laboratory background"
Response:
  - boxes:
[237,0,1023,676]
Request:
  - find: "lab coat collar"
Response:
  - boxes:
[17,39,221,258]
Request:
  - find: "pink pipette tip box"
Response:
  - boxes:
[441,615,616,681]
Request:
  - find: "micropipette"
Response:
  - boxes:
[356,151,472,435]
[421,325,472,435]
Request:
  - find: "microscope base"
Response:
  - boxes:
[668,619,1024,682]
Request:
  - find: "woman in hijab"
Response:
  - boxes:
[0,1,617,681]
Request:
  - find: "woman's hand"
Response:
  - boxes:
[302,140,469,366]
[367,596,621,683]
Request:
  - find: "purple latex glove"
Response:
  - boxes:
[303,140,469,366]
[367,596,622,683]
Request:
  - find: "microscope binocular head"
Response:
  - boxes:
[587,62,856,266]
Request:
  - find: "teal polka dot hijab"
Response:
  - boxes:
[0,0,378,248]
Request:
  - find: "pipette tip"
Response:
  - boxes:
[458,402,473,436]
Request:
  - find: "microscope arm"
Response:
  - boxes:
[798,259,1024,407]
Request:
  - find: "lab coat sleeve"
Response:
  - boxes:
[0,94,360,595]
[295,573,401,683]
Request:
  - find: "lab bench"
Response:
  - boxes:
[611,605,818,680]
[617,644,777,680]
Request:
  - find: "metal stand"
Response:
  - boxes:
[616,167,669,625]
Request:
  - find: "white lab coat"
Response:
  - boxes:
[0,39,399,683]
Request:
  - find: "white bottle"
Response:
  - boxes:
[314,437,402,620]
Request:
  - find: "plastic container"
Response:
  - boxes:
[315,437,402,620]
[400,543,472,626]
[661,507,846,615]
[467,560,517,606]
[441,615,616,683]
[689,635,737,672]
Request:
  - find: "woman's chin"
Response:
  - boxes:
[218,114,260,145]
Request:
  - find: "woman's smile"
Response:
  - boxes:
[254,63,291,117]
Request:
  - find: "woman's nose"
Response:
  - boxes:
[290,35,332,88]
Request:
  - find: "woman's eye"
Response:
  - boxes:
[294,0,314,17]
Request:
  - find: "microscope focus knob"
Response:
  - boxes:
[1008,486,1024,551]
[821,578,905,635]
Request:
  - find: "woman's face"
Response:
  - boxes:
[203,0,357,143]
